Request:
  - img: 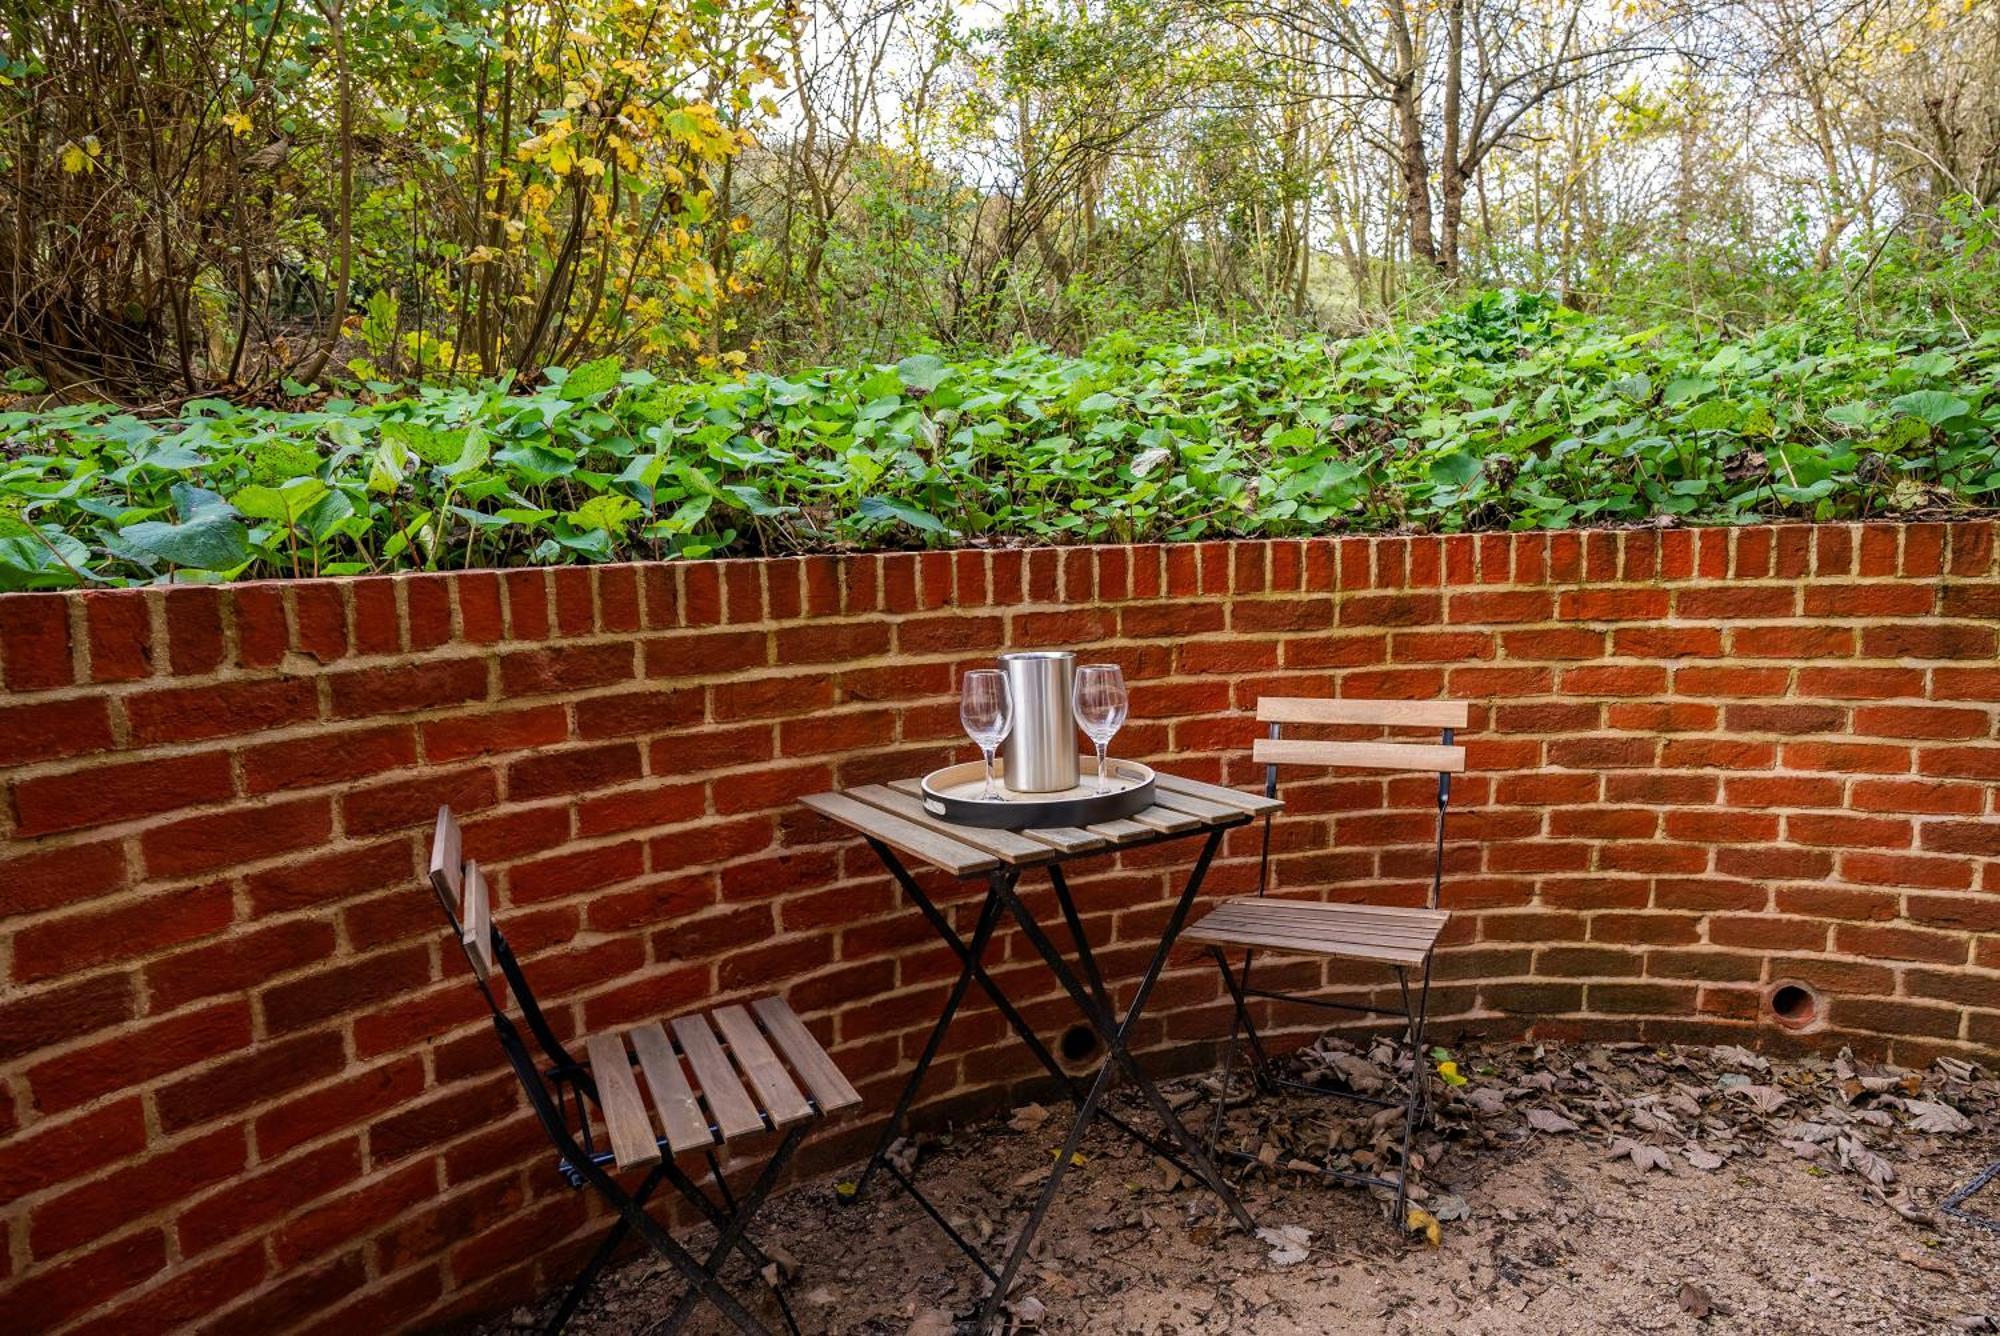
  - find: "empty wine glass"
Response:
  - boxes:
[960,669,1014,799]
[1072,663,1129,795]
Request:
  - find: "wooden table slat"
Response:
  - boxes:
[1145,788,1246,822]
[883,777,1109,856]
[1150,771,1284,815]
[802,792,998,876]
[847,784,1059,865]
[1127,804,1204,835]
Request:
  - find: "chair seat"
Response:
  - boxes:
[1183,897,1448,968]
[584,995,861,1172]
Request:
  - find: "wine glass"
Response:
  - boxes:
[1072,663,1129,795]
[960,669,1014,800]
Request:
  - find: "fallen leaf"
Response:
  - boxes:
[1527,1107,1579,1134]
[1256,1224,1312,1267]
[1684,1146,1725,1171]
[1404,1206,1442,1248]
[1008,1103,1051,1132]
[1904,1100,1972,1135]
[1678,1281,1717,1319]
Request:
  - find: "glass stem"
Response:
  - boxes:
[1096,742,1108,795]
[982,746,996,800]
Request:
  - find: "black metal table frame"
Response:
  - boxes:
[843,819,1258,1329]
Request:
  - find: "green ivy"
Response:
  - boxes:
[2,293,1995,589]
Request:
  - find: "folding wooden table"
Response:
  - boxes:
[803,770,1284,1328]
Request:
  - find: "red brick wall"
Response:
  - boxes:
[2,520,1996,1333]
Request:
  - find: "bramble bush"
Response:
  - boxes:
[1,292,1995,589]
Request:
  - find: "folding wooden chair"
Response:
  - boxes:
[425,807,861,1335]
[1182,698,1467,1223]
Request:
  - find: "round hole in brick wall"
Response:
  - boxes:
[1058,1022,1101,1069]
[1767,981,1821,1031]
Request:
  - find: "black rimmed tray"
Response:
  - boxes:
[920,756,1156,830]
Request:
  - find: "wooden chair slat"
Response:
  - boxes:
[1201,904,1442,944]
[459,860,495,981]
[1180,920,1430,966]
[628,1021,715,1155]
[847,784,1058,866]
[751,997,861,1113]
[428,805,463,922]
[1150,772,1283,815]
[1256,698,1470,729]
[584,1033,663,1171]
[710,1004,813,1129]
[1253,737,1465,773]
[670,1013,766,1142]
[1212,897,1449,926]
[801,792,998,876]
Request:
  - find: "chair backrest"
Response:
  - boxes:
[1251,697,1469,910]
[425,806,581,1080]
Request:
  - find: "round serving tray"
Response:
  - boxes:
[921,756,1156,830]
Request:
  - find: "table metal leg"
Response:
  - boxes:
[847,864,1011,1203]
[979,829,1255,1329]
[859,843,1197,1176]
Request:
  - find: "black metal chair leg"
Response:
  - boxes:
[545,1162,670,1334]
[654,1126,807,1335]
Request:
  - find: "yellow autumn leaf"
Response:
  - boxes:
[1436,1059,1468,1087]
[1406,1205,1442,1247]
[578,155,605,178]
[222,110,253,137]
[548,141,574,176]
[59,142,91,174]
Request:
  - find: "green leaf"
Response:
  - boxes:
[1888,390,1972,427]
[232,478,330,525]
[121,509,251,570]
[855,495,946,533]
[560,356,624,401]
[895,354,949,393]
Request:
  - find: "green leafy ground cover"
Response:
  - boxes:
[2,293,1995,589]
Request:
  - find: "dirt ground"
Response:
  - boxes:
[487,1042,2000,1335]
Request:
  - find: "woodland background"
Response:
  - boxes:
[3,0,1997,397]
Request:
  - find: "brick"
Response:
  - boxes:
[243,724,418,794]
[342,766,499,836]
[82,590,155,681]
[177,1138,362,1257]
[0,1099,148,1204]
[1833,923,1969,964]
[574,687,704,739]
[161,586,226,674]
[328,658,489,718]
[11,750,234,837]
[644,629,769,677]
[0,594,74,689]
[142,796,334,879]
[0,694,114,766]
[1921,820,2000,856]
[1786,811,1911,849]
[1853,704,1991,740]
[27,1001,250,1113]
[0,973,135,1063]
[29,1122,246,1259]
[290,583,347,662]
[126,676,319,745]
[507,740,643,801]
[0,839,129,917]
[263,946,432,1035]
[5,1230,168,1331]
[421,704,570,762]
[13,882,234,984]
[499,642,636,696]
[158,1030,347,1132]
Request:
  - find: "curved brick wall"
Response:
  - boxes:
[2,521,1996,1332]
